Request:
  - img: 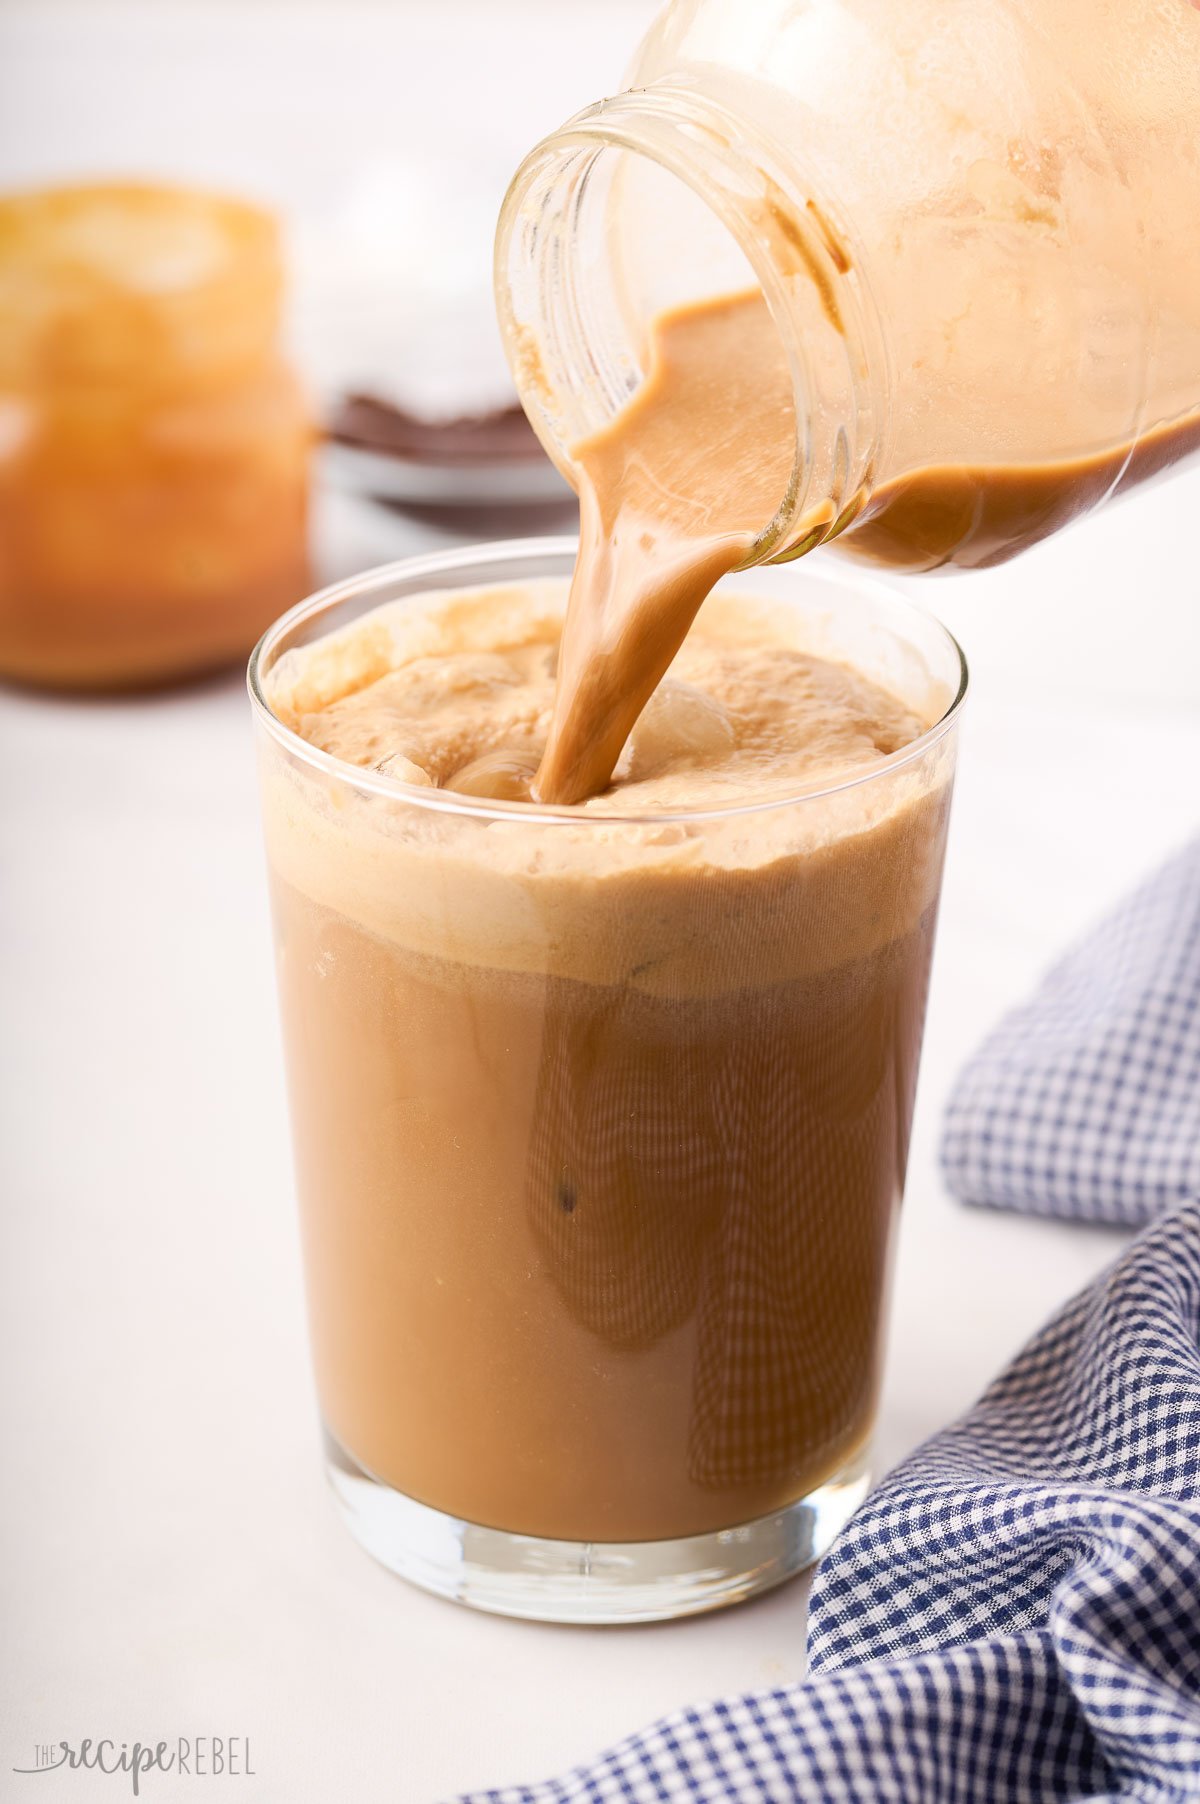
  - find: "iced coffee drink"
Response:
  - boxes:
[252,544,964,1618]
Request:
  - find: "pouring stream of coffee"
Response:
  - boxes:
[534,291,795,806]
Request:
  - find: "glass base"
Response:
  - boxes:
[323,1427,870,1623]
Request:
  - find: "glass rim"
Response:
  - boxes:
[247,535,968,828]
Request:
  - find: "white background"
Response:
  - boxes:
[2,4,1199,1800]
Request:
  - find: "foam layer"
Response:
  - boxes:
[259,580,954,990]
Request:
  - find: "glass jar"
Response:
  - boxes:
[496,0,1200,572]
[0,183,311,689]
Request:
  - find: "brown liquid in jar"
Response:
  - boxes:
[534,288,1200,803]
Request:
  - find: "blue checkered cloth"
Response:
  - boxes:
[462,1202,1200,1804]
[461,842,1200,1804]
[942,836,1200,1225]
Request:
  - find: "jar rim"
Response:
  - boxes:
[493,84,892,569]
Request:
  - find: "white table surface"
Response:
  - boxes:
[3,5,1200,1800]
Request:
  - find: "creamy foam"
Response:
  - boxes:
[261,580,951,991]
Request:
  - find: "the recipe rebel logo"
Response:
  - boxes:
[12,1737,255,1794]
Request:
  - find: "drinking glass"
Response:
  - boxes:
[249,537,966,1622]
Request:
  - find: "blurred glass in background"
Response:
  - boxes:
[0,182,310,687]
[0,0,657,689]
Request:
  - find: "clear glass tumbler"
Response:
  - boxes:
[249,538,966,1623]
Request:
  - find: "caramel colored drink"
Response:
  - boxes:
[252,546,965,1618]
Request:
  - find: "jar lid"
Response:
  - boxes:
[0,182,283,389]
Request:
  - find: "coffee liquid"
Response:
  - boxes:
[273,883,938,1540]
[264,588,951,1540]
